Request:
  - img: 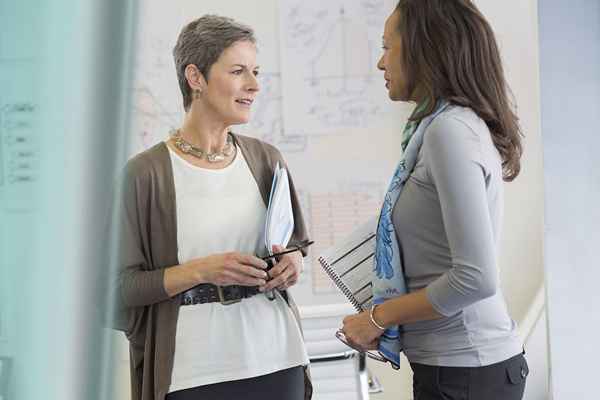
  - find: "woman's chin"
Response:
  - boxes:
[225,114,251,126]
[231,118,250,126]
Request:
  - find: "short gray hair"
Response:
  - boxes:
[173,15,256,111]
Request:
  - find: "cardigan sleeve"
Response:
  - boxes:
[116,159,171,309]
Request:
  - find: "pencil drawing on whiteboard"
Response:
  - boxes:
[236,72,308,153]
[280,0,395,134]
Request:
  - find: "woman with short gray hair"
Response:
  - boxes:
[115,15,312,400]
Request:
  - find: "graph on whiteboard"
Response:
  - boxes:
[306,186,383,294]
[235,72,308,153]
[280,0,395,135]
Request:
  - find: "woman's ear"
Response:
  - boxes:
[184,64,207,94]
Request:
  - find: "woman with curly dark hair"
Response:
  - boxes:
[341,1,528,399]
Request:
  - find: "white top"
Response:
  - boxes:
[167,145,309,393]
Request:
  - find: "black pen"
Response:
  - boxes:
[259,240,314,301]
[261,240,315,261]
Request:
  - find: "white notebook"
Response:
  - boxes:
[264,162,294,253]
[318,218,377,312]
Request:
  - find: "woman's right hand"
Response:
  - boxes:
[187,252,269,287]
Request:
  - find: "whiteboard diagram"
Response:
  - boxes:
[235,72,308,153]
[127,8,183,155]
[280,0,395,135]
[306,186,383,294]
[128,86,181,155]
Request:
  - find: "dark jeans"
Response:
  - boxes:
[411,352,528,400]
[165,366,305,400]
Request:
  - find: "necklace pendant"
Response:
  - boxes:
[172,129,235,162]
[181,142,192,153]
[207,153,226,163]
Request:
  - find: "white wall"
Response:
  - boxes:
[476,0,544,325]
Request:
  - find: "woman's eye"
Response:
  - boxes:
[233,70,243,75]
[253,70,259,77]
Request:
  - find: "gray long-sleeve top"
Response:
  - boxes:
[393,106,522,367]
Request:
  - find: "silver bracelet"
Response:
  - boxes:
[369,304,386,331]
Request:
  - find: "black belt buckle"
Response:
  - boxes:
[216,285,243,305]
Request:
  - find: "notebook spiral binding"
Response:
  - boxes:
[318,256,363,312]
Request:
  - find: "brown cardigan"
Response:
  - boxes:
[112,134,313,400]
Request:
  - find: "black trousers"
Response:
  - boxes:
[410,352,528,400]
[165,366,305,400]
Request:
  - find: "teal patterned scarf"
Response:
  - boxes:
[373,100,449,367]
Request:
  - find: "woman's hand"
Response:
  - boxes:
[187,252,269,287]
[260,244,303,292]
[341,310,385,351]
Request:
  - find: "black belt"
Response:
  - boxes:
[179,246,314,306]
[180,283,261,306]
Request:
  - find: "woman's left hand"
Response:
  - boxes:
[341,311,385,351]
[259,244,303,292]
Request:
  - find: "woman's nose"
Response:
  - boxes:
[377,55,385,71]
[246,73,260,93]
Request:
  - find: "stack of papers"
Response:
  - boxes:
[264,162,295,254]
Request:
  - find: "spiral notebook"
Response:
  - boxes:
[318,218,377,312]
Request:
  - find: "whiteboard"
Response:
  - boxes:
[279,0,397,134]
[126,0,410,310]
